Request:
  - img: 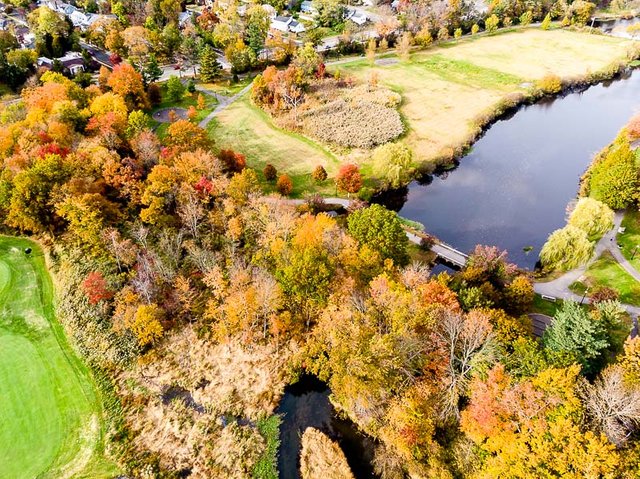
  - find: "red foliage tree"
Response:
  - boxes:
[335,163,362,195]
[82,271,114,305]
[276,174,293,195]
[218,149,246,173]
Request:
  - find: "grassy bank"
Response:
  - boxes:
[618,208,640,272]
[0,237,118,478]
[570,251,640,306]
[209,28,637,196]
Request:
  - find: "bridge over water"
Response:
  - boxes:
[405,231,469,268]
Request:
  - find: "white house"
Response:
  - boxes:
[271,15,305,33]
[288,18,305,33]
[59,51,85,74]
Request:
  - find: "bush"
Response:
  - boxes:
[536,73,562,94]
[187,79,196,93]
[302,99,403,149]
[415,26,433,46]
[471,24,480,34]
[540,225,593,271]
[437,26,450,41]
[519,11,532,26]
[264,163,277,181]
[276,174,293,195]
[541,13,552,30]
[454,28,462,39]
[312,165,328,183]
[485,14,500,33]
[568,197,614,239]
[569,0,596,26]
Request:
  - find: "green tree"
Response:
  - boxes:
[199,45,223,82]
[293,42,322,78]
[485,14,500,33]
[127,110,151,138]
[588,139,639,209]
[372,142,414,188]
[246,5,270,54]
[540,225,593,271]
[347,204,409,266]
[543,301,609,374]
[519,10,533,26]
[166,75,185,102]
[142,54,163,85]
[568,197,614,239]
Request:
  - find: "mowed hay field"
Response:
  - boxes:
[336,28,636,163]
[0,237,117,479]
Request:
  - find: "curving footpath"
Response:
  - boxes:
[533,211,640,319]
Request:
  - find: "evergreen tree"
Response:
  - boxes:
[142,54,163,85]
[199,45,222,83]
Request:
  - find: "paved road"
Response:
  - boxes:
[534,210,640,317]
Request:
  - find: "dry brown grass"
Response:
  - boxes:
[300,428,355,479]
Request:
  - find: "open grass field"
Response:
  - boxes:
[570,250,640,306]
[210,28,635,192]
[336,28,636,163]
[618,208,640,272]
[0,237,117,479]
[209,95,341,196]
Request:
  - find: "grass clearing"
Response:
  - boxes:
[618,208,640,272]
[210,95,340,197]
[336,28,635,163]
[0,237,117,479]
[569,250,640,306]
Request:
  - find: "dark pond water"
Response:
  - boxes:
[388,69,640,269]
[277,375,377,479]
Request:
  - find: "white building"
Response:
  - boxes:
[271,15,306,33]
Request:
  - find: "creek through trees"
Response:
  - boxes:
[375,68,640,269]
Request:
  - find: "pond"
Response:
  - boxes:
[386,69,640,269]
[277,375,377,479]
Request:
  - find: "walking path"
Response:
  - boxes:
[198,83,254,129]
[534,210,640,318]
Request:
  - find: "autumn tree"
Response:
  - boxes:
[540,225,593,271]
[82,271,115,305]
[130,303,164,346]
[165,120,212,152]
[347,204,409,266]
[107,63,148,111]
[263,163,277,181]
[276,174,293,195]
[568,197,614,239]
[587,138,639,209]
[312,165,327,183]
[372,142,414,188]
[335,163,362,196]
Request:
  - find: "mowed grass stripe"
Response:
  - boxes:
[0,237,117,479]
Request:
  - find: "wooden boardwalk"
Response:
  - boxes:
[405,232,468,268]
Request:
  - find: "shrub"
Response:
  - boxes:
[471,23,480,34]
[335,163,362,195]
[415,26,433,46]
[437,26,450,41]
[541,13,552,30]
[264,163,277,181]
[219,149,247,173]
[536,73,562,94]
[485,14,500,33]
[568,197,614,239]
[627,113,640,139]
[540,225,593,271]
[590,287,620,305]
[519,10,532,26]
[187,105,197,121]
[276,174,293,195]
[187,79,196,93]
[569,0,596,26]
[503,16,512,27]
[312,165,328,183]
[302,99,403,149]
[454,28,462,39]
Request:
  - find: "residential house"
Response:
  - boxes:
[346,8,367,25]
[271,15,305,33]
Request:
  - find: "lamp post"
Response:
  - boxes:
[580,287,589,305]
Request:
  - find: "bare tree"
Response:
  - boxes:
[177,190,206,239]
[131,222,150,249]
[582,365,640,446]
[254,268,282,338]
[436,310,497,420]
[102,227,137,272]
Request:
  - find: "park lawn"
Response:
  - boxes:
[334,28,635,163]
[532,294,564,317]
[569,251,640,306]
[209,95,341,197]
[618,208,640,272]
[0,237,118,479]
[151,83,218,138]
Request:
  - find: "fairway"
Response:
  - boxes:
[0,237,117,479]
[336,28,636,163]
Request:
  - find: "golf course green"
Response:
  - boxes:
[0,236,117,479]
